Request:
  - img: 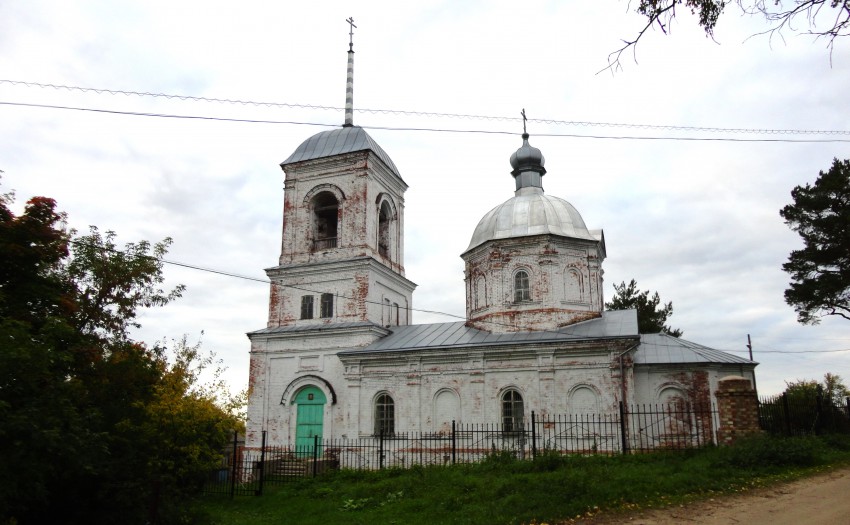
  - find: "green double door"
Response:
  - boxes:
[294,386,326,457]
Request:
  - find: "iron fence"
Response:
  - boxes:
[759,393,850,436]
[204,401,718,497]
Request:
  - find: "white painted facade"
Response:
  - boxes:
[245,127,756,448]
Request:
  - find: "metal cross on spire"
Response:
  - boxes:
[346,17,357,52]
[521,108,528,135]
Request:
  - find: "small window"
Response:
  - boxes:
[300,295,314,319]
[320,293,333,318]
[374,393,395,436]
[502,390,524,432]
[384,298,391,326]
[393,302,399,326]
[514,270,530,302]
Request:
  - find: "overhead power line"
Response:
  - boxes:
[66,237,850,354]
[2,78,849,137]
[3,101,850,143]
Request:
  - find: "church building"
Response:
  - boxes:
[244,25,756,449]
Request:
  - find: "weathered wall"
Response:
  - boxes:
[463,235,604,332]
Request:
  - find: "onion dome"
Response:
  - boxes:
[464,132,600,253]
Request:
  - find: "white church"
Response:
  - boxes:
[244,29,756,450]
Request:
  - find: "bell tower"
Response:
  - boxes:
[263,20,415,330]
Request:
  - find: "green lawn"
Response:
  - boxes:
[194,435,850,525]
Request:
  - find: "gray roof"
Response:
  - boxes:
[248,321,381,336]
[281,126,401,177]
[634,333,755,365]
[465,188,600,253]
[339,310,639,356]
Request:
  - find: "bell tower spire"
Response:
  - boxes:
[344,17,356,127]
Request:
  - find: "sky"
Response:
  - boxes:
[1,1,848,397]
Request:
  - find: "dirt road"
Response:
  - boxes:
[578,467,850,525]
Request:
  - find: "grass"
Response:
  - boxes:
[193,434,850,525]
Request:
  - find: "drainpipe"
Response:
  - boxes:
[616,343,640,406]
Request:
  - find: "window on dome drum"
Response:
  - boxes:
[320,293,333,318]
[378,201,391,258]
[312,192,339,251]
[374,393,395,436]
[501,390,524,432]
[393,302,399,326]
[514,270,530,302]
[300,295,314,319]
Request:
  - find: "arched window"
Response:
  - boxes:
[320,293,333,318]
[374,393,395,436]
[501,390,524,432]
[514,270,530,302]
[312,192,339,250]
[378,200,392,258]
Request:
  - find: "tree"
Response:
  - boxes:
[785,373,850,405]
[779,158,850,324]
[0,189,239,524]
[608,1,850,71]
[605,279,683,336]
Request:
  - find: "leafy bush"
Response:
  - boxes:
[714,435,821,469]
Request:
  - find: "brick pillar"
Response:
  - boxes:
[716,376,760,445]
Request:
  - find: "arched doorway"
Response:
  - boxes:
[293,386,326,456]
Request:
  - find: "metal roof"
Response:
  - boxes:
[339,310,639,356]
[248,321,381,336]
[634,333,755,365]
[281,126,401,177]
[465,188,600,253]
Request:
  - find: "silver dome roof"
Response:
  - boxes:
[281,126,400,177]
[465,187,598,253]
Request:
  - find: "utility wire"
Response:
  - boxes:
[66,237,850,353]
[4,101,850,143]
[2,78,849,136]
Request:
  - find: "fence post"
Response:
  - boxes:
[257,430,267,496]
[451,420,456,465]
[229,431,238,499]
[312,435,319,477]
[619,402,629,455]
[531,411,537,459]
[379,430,384,470]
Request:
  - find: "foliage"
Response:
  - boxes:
[66,226,186,340]
[779,158,850,324]
[196,435,850,525]
[606,279,683,336]
[609,1,850,71]
[785,373,850,406]
[0,190,240,524]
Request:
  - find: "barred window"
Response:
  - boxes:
[320,293,333,318]
[300,295,314,320]
[374,393,395,436]
[514,270,530,302]
[501,390,524,432]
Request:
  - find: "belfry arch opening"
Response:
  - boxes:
[312,192,339,250]
[378,200,392,258]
